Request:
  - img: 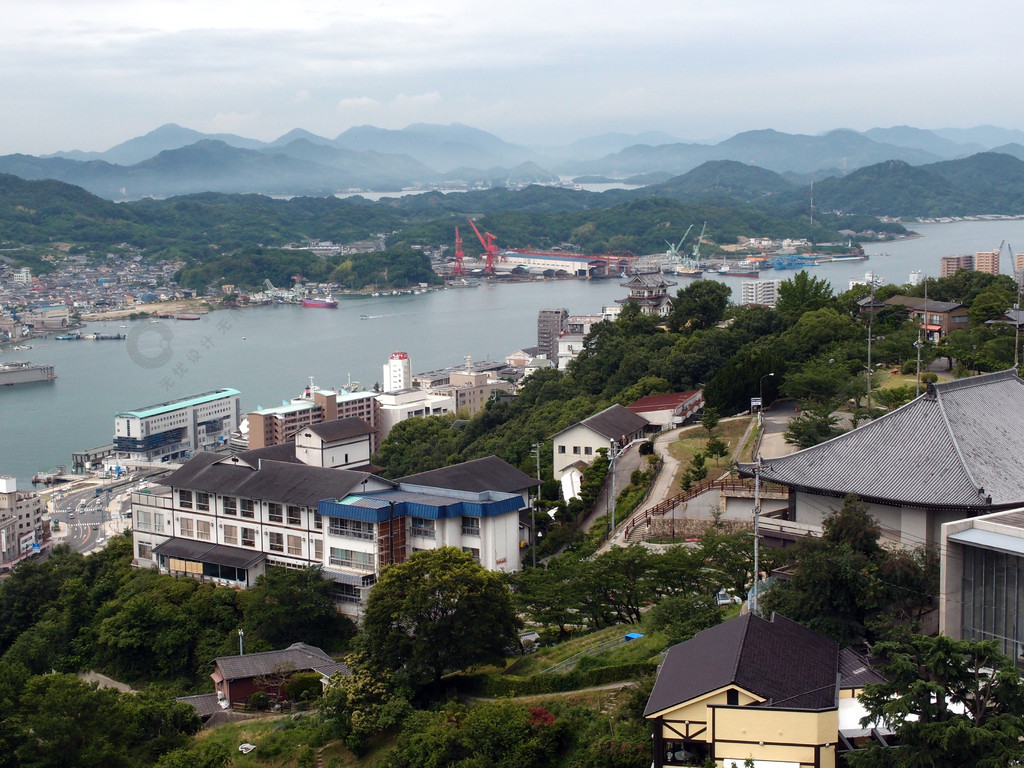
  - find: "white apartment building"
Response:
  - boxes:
[740,279,782,307]
[0,476,46,565]
[131,451,532,616]
[382,351,412,392]
[375,389,455,440]
[114,388,241,464]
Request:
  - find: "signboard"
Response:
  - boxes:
[750,397,763,411]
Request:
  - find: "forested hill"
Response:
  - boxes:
[0,173,903,289]
[776,152,1024,217]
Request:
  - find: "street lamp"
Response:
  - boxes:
[758,373,775,426]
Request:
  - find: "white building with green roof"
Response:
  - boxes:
[113,388,241,465]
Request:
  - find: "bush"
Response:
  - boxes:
[920,372,938,384]
[247,691,271,711]
[638,440,655,456]
[285,672,323,702]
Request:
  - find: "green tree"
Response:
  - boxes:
[667,280,732,333]
[849,636,1024,768]
[240,566,354,652]
[775,270,834,323]
[783,405,845,449]
[648,593,723,645]
[361,548,521,690]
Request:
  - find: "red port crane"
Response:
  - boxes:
[453,226,466,276]
[466,218,500,274]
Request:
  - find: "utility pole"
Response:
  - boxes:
[238,628,245,656]
[608,439,619,542]
[750,456,763,616]
[532,442,541,568]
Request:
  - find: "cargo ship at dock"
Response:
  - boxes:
[0,361,56,386]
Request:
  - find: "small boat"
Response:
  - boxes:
[301,296,339,308]
[360,314,370,320]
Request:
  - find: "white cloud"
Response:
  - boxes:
[1,0,1023,153]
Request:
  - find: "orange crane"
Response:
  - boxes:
[466,217,500,274]
[453,226,466,276]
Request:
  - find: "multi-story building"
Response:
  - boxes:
[0,476,46,567]
[740,278,782,307]
[376,389,455,440]
[113,388,241,465]
[431,371,513,417]
[382,352,412,392]
[131,451,531,616]
[246,385,380,452]
[12,267,31,286]
[537,308,568,363]
[940,253,974,277]
[617,271,677,317]
[556,332,586,370]
[974,249,1000,275]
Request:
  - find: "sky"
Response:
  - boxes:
[2,0,1022,155]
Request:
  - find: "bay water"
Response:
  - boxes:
[3,218,1022,486]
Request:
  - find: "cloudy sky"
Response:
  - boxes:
[3,0,1021,155]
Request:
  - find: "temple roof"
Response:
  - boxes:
[739,370,1024,509]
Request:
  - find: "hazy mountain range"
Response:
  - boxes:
[2,123,1024,213]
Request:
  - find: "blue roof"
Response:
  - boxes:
[317,486,523,523]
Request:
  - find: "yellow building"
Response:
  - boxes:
[645,613,884,768]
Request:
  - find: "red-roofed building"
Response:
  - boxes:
[627,391,704,431]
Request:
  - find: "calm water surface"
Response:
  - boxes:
[3,218,1022,485]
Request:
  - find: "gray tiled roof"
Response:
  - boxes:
[304,418,374,442]
[838,647,885,689]
[739,370,1024,509]
[579,404,649,441]
[176,693,223,718]
[214,642,333,681]
[397,455,540,494]
[163,454,394,507]
[644,613,838,717]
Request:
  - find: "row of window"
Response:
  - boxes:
[557,445,594,455]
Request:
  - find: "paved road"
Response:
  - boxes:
[758,400,799,459]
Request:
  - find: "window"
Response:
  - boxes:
[179,518,194,538]
[222,496,237,515]
[287,535,302,556]
[287,506,301,526]
[135,509,164,533]
[240,499,255,518]
[195,492,210,511]
[137,541,153,559]
[329,518,375,540]
[572,446,581,455]
[268,502,283,523]
[241,527,256,547]
[584,446,593,455]
[196,520,211,541]
[411,517,435,538]
[462,546,480,562]
[313,513,322,530]
[462,516,480,536]
[179,490,193,509]
[726,689,739,706]
[268,531,284,552]
[558,445,566,454]
[223,524,238,546]
[314,538,323,560]
[329,547,374,570]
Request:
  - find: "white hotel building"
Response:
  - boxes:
[131,450,535,617]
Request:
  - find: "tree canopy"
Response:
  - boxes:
[360,548,521,690]
[849,635,1024,768]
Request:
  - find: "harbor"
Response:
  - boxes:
[2,218,1023,489]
